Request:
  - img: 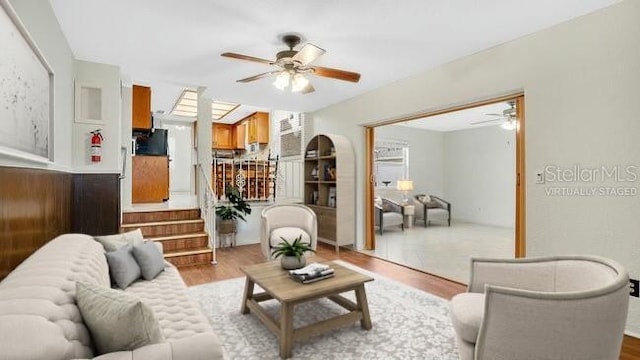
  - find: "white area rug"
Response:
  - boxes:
[188,260,459,359]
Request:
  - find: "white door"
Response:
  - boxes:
[163,122,194,194]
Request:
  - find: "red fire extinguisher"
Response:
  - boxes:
[90,129,103,163]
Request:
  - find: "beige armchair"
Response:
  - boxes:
[261,204,317,260]
[449,255,629,360]
[413,194,450,227]
[374,197,405,235]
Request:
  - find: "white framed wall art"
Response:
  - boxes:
[0,0,54,163]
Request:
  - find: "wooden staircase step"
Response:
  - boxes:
[121,219,204,237]
[164,247,213,267]
[122,208,201,224]
[148,233,209,252]
[148,232,208,241]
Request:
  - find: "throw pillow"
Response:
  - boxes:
[132,242,165,281]
[418,195,431,203]
[95,229,144,252]
[105,245,141,289]
[76,282,164,355]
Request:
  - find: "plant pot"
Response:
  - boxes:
[280,255,306,270]
[218,219,235,234]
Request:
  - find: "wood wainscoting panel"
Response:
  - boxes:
[72,173,121,236]
[0,167,73,279]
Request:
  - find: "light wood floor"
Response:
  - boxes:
[178,243,640,359]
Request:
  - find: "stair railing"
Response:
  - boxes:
[197,164,217,265]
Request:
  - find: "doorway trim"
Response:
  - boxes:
[364,93,526,257]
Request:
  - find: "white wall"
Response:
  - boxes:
[310,1,640,334]
[120,86,132,209]
[443,125,515,227]
[2,0,74,171]
[163,121,194,193]
[270,109,304,203]
[73,60,121,173]
[196,88,212,184]
[376,125,444,197]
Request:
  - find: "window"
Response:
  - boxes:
[374,139,408,188]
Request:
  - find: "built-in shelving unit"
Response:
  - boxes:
[304,134,355,251]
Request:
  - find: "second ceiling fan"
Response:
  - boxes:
[221,34,361,94]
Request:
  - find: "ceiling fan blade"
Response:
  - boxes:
[471,118,501,125]
[221,52,274,65]
[313,66,361,83]
[301,83,315,94]
[292,43,325,66]
[237,71,278,83]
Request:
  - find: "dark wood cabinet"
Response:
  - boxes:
[132,85,151,129]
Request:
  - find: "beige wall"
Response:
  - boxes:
[311,1,640,334]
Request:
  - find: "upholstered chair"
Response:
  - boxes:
[413,194,451,227]
[261,204,317,260]
[374,197,405,235]
[449,256,629,360]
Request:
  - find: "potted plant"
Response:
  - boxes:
[215,186,251,235]
[271,234,315,270]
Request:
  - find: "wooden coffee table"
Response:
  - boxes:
[240,258,374,359]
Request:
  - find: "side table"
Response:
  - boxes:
[402,204,415,228]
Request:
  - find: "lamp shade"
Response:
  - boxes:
[396,180,413,191]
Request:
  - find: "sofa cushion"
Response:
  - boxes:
[269,227,311,249]
[132,242,165,281]
[106,245,141,289]
[76,282,164,355]
[125,266,215,341]
[450,292,485,343]
[95,229,144,252]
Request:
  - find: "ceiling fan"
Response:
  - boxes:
[221,34,361,94]
[471,101,517,130]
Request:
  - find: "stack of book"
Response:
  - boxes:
[289,263,335,284]
[306,149,318,158]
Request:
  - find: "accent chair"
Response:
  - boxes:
[374,197,405,235]
[413,194,451,227]
[260,204,317,260]
[449,255,629,360]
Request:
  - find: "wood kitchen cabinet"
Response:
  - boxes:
[212,123,233,149]
[132,85,151,129]
[132,155,169,203]
[234,122,246,149]
[247,112,269,144]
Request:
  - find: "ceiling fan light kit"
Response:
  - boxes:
[470,101,518,130]
[221,33,361,94]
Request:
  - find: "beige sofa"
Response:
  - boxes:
[0,234,225,360]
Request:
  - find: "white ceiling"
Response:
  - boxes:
[397,101,512,132]
[49,0,618,115]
